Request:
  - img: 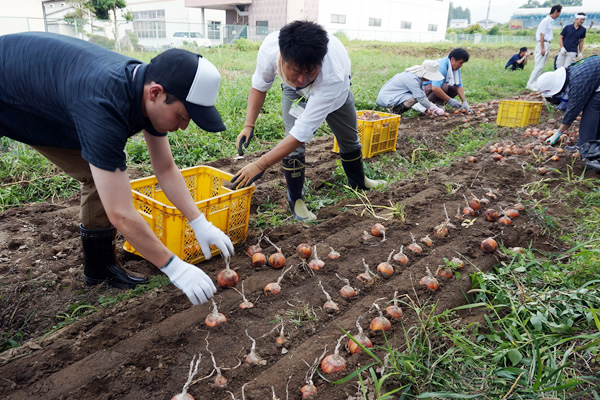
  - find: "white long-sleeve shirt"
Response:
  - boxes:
[251,31,352,143]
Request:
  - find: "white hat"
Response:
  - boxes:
[536,67,567,97]
[405,60,444,81]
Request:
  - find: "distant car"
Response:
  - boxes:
[170,32,211,48]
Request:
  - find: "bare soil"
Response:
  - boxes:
[0,92,591,400]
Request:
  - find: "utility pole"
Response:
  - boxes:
[485,0,491,28]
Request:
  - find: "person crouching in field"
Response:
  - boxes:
[376,60,446,116]
[0,32,233,306]
[423,48,473,113]
[536,56,600,172]
[505,47,532,71]
[231,20,385,222]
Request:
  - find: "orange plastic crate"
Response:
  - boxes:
[123,165,254,264]
[332,111,401,158]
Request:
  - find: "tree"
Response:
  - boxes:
[65,0,96,36]
[88,0,129,51]
[448,2,471,24]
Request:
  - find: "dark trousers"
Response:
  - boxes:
[424,83,459,104]
[577,91,600,147]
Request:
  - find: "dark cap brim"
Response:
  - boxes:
[185,103,226,132]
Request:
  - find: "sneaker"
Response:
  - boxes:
[564,145,580,152]
[583,158,600,173]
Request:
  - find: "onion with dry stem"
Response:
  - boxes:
[370,301,392,331]
[318,280,339,312]
[386,291,403,319]
[205,299,227,327]
[265,236,286,269]
[264,265,293,295]
[308,245,325,271]
[407,232,423,254]
[357,258,376,284]
[377,249,395,278]
[216,257,238,288]
[327,247,341,259]
[336,273,357,299]
[419,266,439,291]
[348,315,373,354]
[320,335,347,374]
[245,329,266,365]
[393,245,409,264]
[171,354,201,400]
[297,243,312,260]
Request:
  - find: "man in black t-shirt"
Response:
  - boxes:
[556,13,587,69]
[505,47,531,71]
[0,32,233,306]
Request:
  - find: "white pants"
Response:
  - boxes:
[526,41,550,90]
[556,51,577,69]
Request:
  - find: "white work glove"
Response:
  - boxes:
[545,130,564,146]
[189,214,234,260]
[559,47,567,56]
[161,256,217,305]
[447,98,461,108]
[427,104,445,116]
[578,52,583,59]
[460,100,472,113]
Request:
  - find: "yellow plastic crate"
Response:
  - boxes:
[496,100,542,127]
[332,110,401,159]
[123,165,255,264]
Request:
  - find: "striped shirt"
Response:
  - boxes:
[563,56,600,126]
[0,32,161,171]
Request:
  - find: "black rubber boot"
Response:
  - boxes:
[80,225,148,289]
[340,149,386,190]
[282,156,316,221]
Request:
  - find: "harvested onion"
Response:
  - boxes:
[386,291,403,319]
[205,299,227,328]
[321,335,347,374]
[481,238,498,253]
[377,249,395,279]
[308,245,325,271]
[370,302,392,331]
[393,246,409,264]
[216,257,238,288]
[348,315,373,354]
[297,243,312,259]
[327,247,341,259]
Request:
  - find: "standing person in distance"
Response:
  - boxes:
[556,13,587,69]
[376,60,445,116]
[0,32,234,306]
[232,20,385,222]
[423,48,472,113]
[505,47,531,71]
[526,4,562,90]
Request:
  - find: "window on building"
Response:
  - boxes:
[132,9,166,39]
[400,21,412,29]
[331,14,346,24]
[428,24,438,31]
[369,18,381,27]
[208,21,221,40]
[257,20,268,35]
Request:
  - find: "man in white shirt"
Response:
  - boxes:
[526,5,562,91]
[231,21,385,221]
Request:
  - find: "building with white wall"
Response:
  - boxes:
[185,0,450,42]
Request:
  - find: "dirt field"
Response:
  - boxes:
[0,92,589,400]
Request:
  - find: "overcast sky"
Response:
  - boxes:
[450,0,590,24]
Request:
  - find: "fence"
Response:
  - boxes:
[0,16,536,52]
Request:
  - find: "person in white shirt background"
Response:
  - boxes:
[526,4,562,91]
[231,20,385,222]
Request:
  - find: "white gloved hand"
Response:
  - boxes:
[460,100,472,113]
[545,130,563,146]
[578,52,583,59]
[559,47,567,56]
[427,104,445,116]
[161,256,217,305]
[189,214,234,260]
[447,98,461,108]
